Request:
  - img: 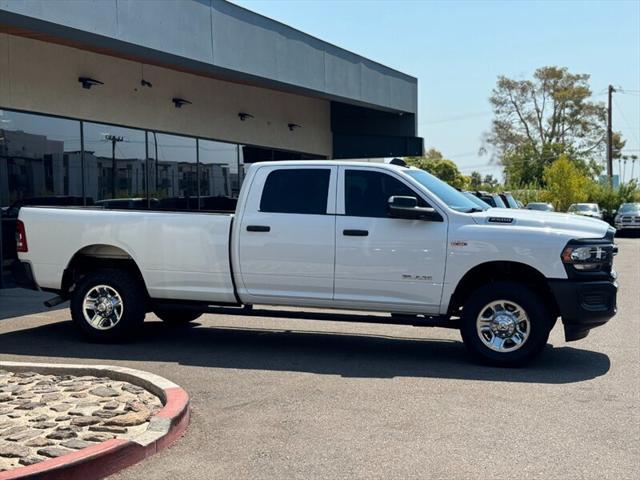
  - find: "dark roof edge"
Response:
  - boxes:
[223,0,417,82]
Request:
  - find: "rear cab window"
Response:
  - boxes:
[260,168,331,215]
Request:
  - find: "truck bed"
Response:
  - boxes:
[19,207,237,303]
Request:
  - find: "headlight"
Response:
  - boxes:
[561,244,614,271]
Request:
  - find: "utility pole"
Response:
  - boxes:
[105,135,123,199]
[607,85,615,186]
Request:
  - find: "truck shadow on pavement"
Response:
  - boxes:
[0,316,610,385]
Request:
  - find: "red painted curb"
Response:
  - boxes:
[0,384,189,480]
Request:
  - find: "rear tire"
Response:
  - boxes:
[70,269,146,342]
[154,307,202,324]
[459,281,552,367]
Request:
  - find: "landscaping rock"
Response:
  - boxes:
[89,386,119,398]
[19,455,45,466]
[37,446,73,458]
[46,430,77,440]
[25,437,53,447]
[82,432,114,442]
[88,425,128,434]
[0,442,29,458]
[61,439,92,450]
[104,408,151,427]
[70,416,101,427]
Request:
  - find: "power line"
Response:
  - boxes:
[613,97,640,147]
[419,111,492,126]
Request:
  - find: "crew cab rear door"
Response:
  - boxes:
[333,166,447,313]
[237,165,337,302]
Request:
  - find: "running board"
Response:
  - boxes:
[179,304,459,329]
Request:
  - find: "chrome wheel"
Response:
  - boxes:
[476,299,530,353]
[82,285,124,331]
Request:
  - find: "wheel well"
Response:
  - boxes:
[61,245,147,298]
[448,261,559,318]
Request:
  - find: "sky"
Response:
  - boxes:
[232,0,640,181]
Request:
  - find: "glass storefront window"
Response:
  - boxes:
[148,133,197,210]
[82,122,146,207]
[198,139,241,211]
[0,110,82,283]
[0,110,82,208]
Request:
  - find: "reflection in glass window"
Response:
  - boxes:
[0,110,82,208]
[83,122,146,206]
[198,139,240,211]
[148,133,197,210]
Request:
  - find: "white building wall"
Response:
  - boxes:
[0,33,332,158]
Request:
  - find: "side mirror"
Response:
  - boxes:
[388,196,443,222]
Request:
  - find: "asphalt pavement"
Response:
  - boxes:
[0,238,638,479]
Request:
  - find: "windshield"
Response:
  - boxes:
[527,203,552,211]
[490,195,507,208]
[463,192,492,209]
[502,194,519,208]
[619,203,640,213]
[575,204,598,212]
[404,169,488,212]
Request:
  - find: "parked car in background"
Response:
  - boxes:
[614,202,640,232]
[95,198,159,209]
[498,192,520,209]
[471,191,507,208]
[461,191,492,209]
[568,203,603,219]
[526,202,555,212]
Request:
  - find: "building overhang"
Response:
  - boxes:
[0,0,417,116]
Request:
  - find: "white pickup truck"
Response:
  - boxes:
[15,161,618,366]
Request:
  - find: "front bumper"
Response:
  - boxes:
[548,278,617,341]
[615,223,640,230]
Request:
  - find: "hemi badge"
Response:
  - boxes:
[488,217,514,224]
[451,241,467,247]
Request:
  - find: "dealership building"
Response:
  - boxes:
[0,0,422,285]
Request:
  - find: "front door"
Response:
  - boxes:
[334,167,448,313]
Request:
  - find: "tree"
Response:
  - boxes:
[405,149,468,189]
[483,174,499,189]
[469,171,483,189]
[541,155,589,211]
[485,66,621,185]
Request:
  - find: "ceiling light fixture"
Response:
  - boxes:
[238,112,254,121]
[78,77,104,89]
[172,97,192,108]
[288,123,301,131]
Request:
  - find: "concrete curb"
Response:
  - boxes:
[0,362,190,480]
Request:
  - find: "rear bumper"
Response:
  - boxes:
[11,261,39,291]
[548,278,617,341]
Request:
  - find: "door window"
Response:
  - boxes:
[260,169,330,215]
[344,170,427,218]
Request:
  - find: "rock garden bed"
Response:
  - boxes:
[0,369,162,472]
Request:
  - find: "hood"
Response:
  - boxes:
[471,208,611,239]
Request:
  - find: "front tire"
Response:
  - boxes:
[70,269,146,342]
[459,281,552,367]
